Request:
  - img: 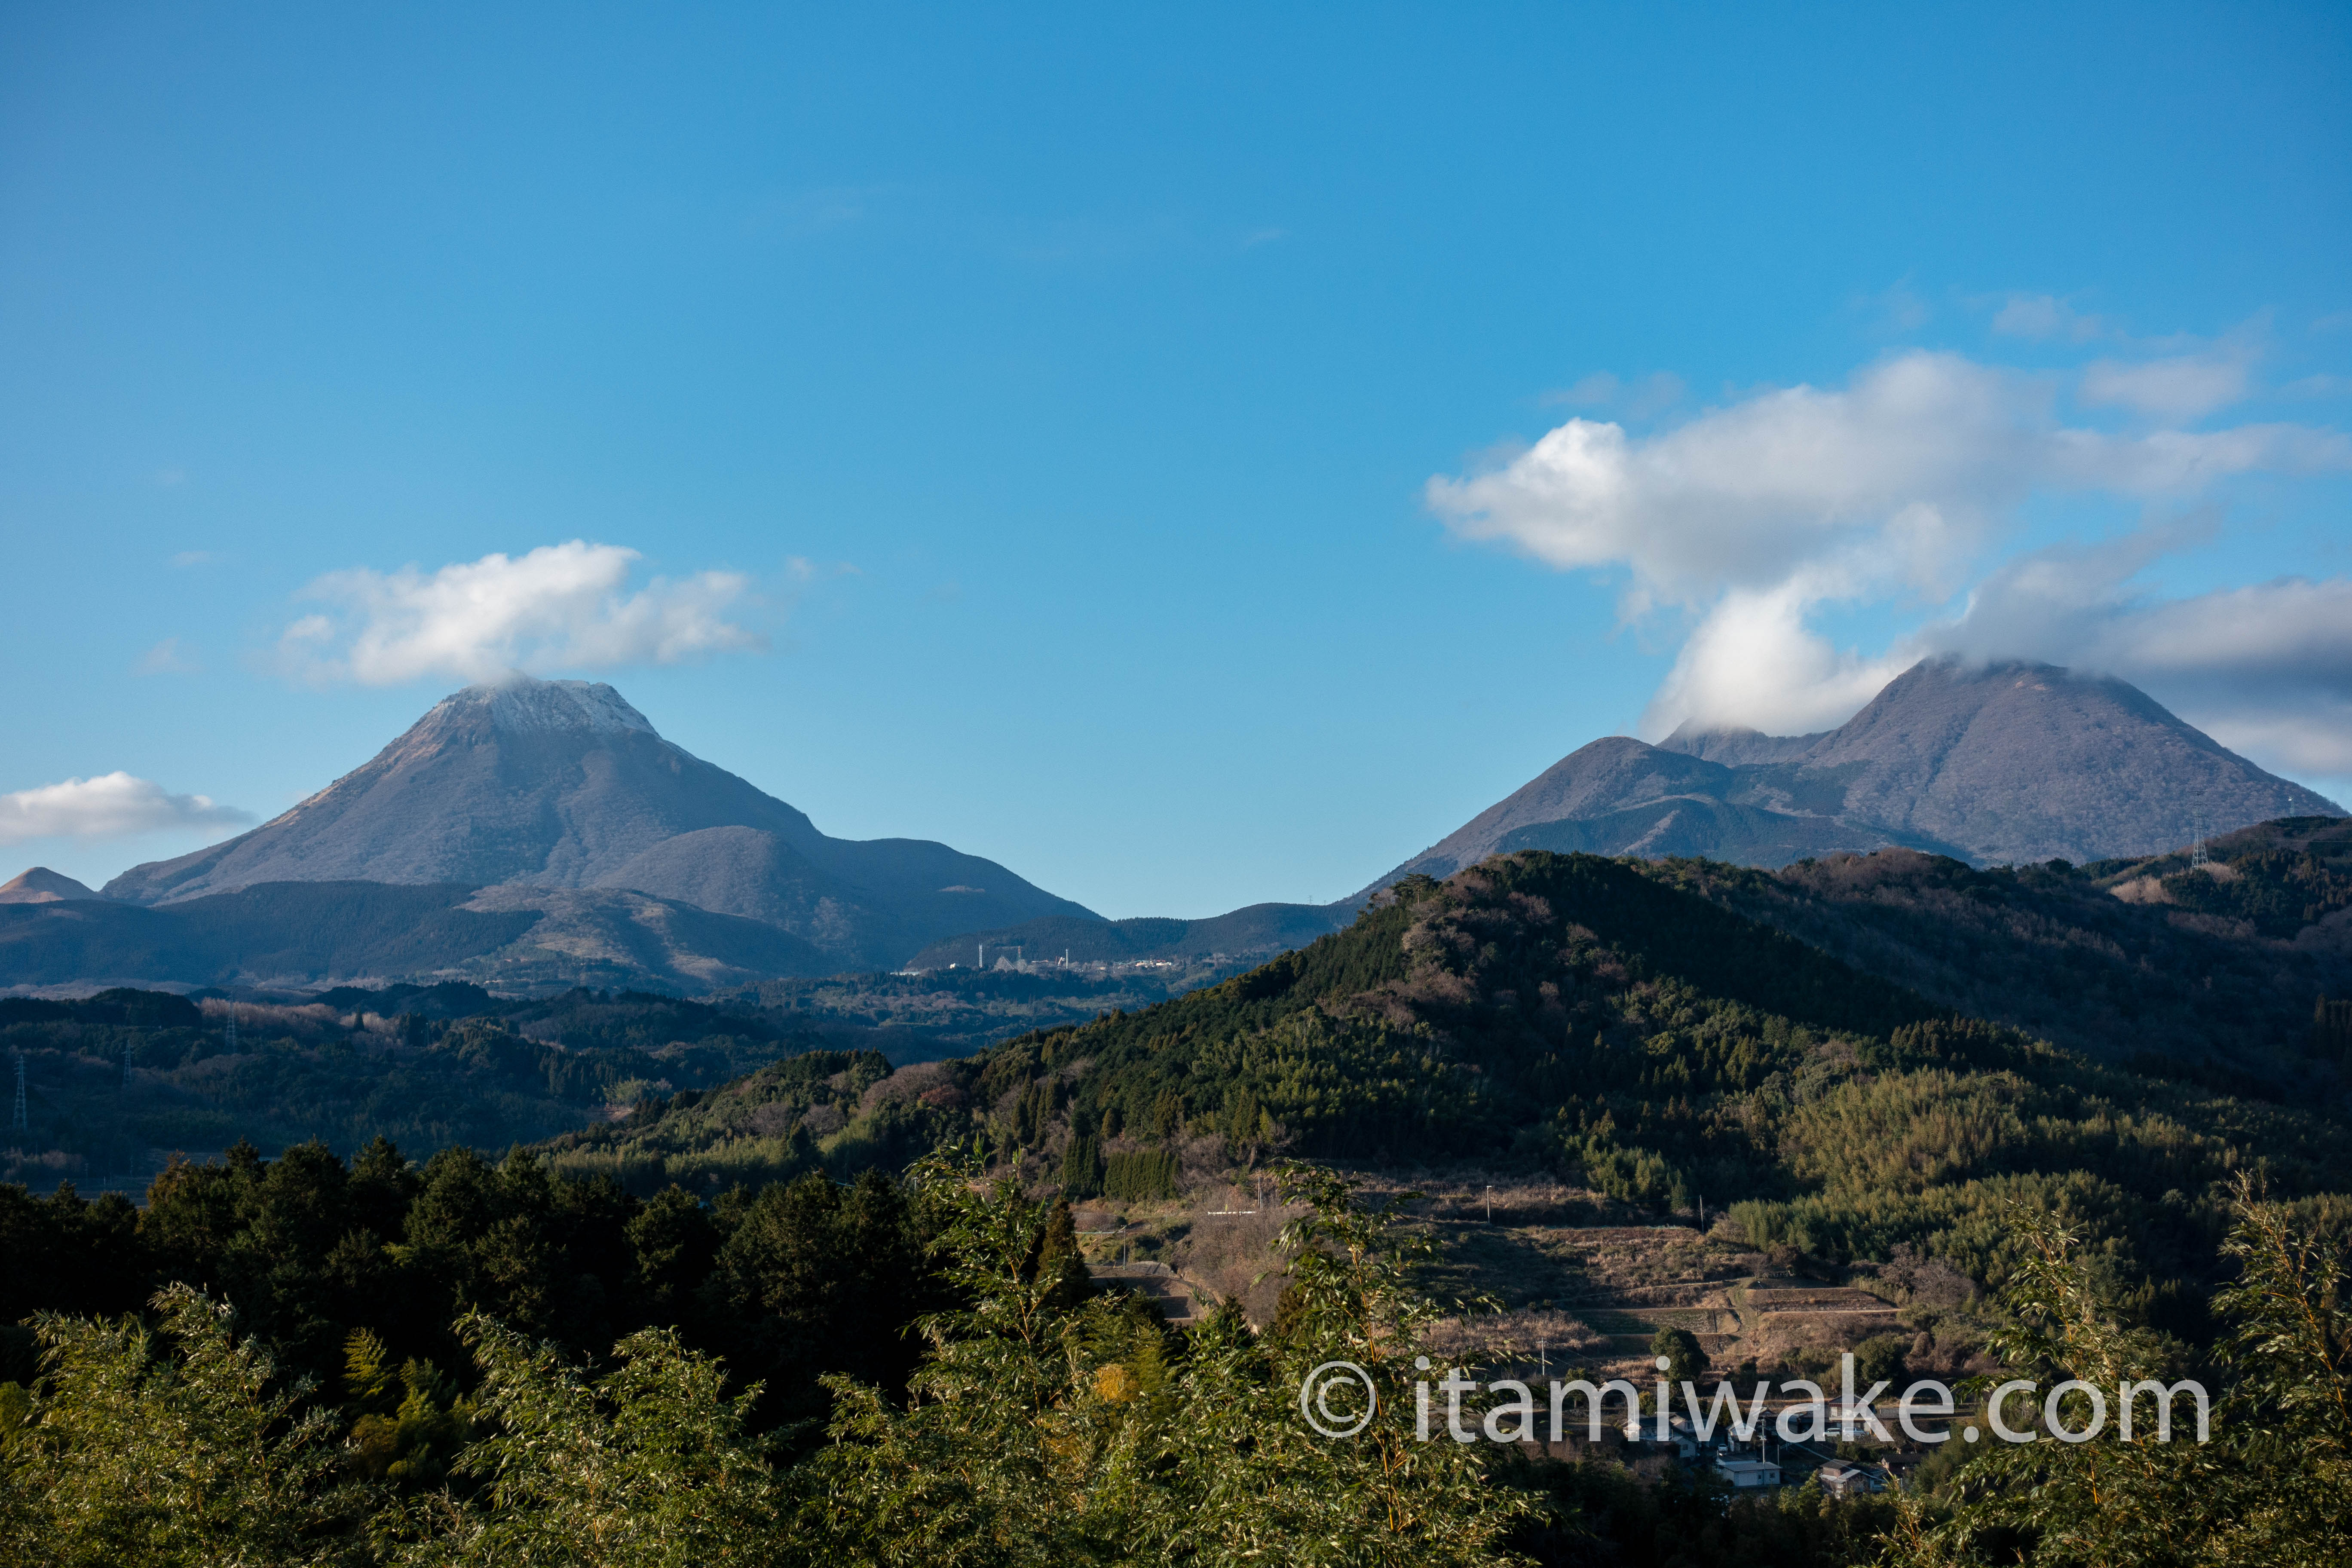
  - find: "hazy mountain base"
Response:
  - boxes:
[0,880,839,997]
[901,901,1349,972]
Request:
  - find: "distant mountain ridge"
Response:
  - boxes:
[99,676,1096,971]
[1358,657,2343,893]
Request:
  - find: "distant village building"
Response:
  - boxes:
[1714,1456,1782,1488]
[1815,1459,1882,1498]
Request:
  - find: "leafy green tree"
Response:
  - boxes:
[344,1328,470,1489]
[1142,1163,1530,1566]
[384,1315,784,1567]
[701,1169,934,1431]
[1853,1334,1908,1390]
[1880,1179,2352,1567]
[1031,1195,1093,1314]
[2202,1179,2352,1561]
[627,1184,720,1321]
[1650,1326,1705,1387]
[0,1284,367,1566]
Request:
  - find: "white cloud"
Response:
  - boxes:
[1540,371,1684,417]
[1859,279,1932,333]
[1644,582,1914,736]
[0,774,254,844]
[1543,372,1620,407]
[2282,374,2352,399]
[1991,294,2108,342]
[1429,351,2342,611]
[1922,548,2352,777]
[135,637,200,675]
[1427,348,2352,742]
[276,540,766,686]
[2080,352,2251,422]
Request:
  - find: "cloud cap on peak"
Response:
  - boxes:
[275,540,766,687]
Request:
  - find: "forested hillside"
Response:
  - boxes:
[949,850,2352,1327]
[0,968,1210,1193]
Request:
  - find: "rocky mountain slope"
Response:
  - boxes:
[1360,658,2341,892]
[97,676,1095,971]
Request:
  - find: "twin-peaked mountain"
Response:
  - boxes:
[89,677,1093,979]
[1357,657,2343,894]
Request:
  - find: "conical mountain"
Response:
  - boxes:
[1357,657,2344,893]
[101,675,1096,968]
[0,867,101,904]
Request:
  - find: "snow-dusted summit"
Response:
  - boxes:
[466,676,658,736]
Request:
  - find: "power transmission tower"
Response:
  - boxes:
[12,1050,24,1132]
[224,1010,238,1051]
[123,1038,133,1089]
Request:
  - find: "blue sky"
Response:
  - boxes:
[3,3,2349,916]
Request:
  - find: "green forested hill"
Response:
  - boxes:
[570,849,2352,1329]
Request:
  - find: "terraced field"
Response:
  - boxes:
[1074,1175,1911,1377]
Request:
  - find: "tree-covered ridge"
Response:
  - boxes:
[533,1047,980,1197]
[964,851,2352,1320]
[0,986,837,1188]
[2088,813,2352,938]
[0,963,1258,1196]
[1625,833,2352,1089]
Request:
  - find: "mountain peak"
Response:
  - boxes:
[0,866,102,904]
[433,675,658,738]
[95,675,1094,968]
[1361,655,2345,891]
